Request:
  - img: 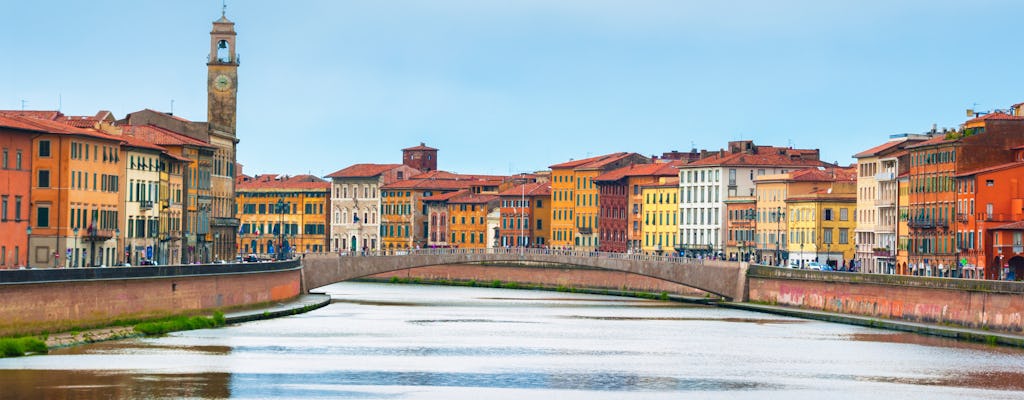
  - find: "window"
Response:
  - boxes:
[38,140,51,157]
[15,150,21,170]
[839,228,849,244]
[1,148,6,169]
[36,204,50,228]
[986,179,994,187]
[823,208,833,221]
[839,208,848,221]
[14,196,21,221]
[37,170,50,188]
[0,196,6,220]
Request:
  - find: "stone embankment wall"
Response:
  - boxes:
[747,266,1024,333]
[0,262,301,337]
[364,262,713,297]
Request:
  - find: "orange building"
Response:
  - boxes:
[446,192,498,248]
[549,152,649,251]
[724,196,756,262]
[0,117,36,268]
[954,146,1024,280]
[0,114,124,268]
[593,162,679,253]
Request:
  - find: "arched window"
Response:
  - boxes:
[216,40,231,62]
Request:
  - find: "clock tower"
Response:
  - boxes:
[206,9,241,263]
[207,12,238,134]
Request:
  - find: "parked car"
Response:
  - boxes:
[244,254,260,263]
[806,262,824,270]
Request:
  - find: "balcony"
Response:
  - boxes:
[874,198,896,207]
[82,228,115,242]
[872,248,894,258]
[138,200,153,210]
[979,213,1022,222]
[956,213,970,223]
[212,217,241,227]
[908,217,948,229]
[875,171,896,181]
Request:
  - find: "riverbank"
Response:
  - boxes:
[36,294,331,351]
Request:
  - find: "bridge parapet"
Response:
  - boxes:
[301,248,746,300]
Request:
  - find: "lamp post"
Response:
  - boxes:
[827,242,832,268]
[25,226,32,268]
[775,206,784,266]
[72,227,80,268]
[214,232,220,262]
[114,228,120,265]
[276,198,286,261]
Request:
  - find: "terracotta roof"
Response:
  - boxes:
[62,116,100,128]
[449,192,498,205]
[549,152,633,169]
[640,177,680,188]
[325,163,405,178]
[0,110,63,121]
[683,146,827,168]
[119,133,166,152]
[498,182,552,197]
[409,170,507,181]
[403,142,438,151]
[0,114,121,142]
[381,178,478,191]
[237,174,330,191]
[788,167,856,182]
[853,137,928,158]
[906,134,956,149]
[990,221,1024,231]
[421,190,467,202]
[123,124,213,148]
[593,162,677,182]
[964,112,1024,124]
[954,161,1024,177]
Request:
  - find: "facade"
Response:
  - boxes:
[13,116,124,268]
[640,177,679,254]
[852,134,927,274]
[325,163,418,252]
[496,182,552,248]
[594,162,679,253]
[895,173,911,274]
[423,191,463,248]
[446,192,498,249]
[120,135,165,265]
[954,149,1024,279]
[549,153,649,251]
[0,118,35,268]
[724,196,756,262]
[787,190,858,268]
[754,167,856,266]
[906,113,1024,276]
[206,12,242,263]
[236,174,330,258]
[679,141,828,258]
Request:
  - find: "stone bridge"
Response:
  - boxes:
[301,248,749,300]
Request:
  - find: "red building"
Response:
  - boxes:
[0,117,36,268]
[725,196,756,262]
[954,145,1024,279]
[594,162,679,253]
[402,143,438,173]
[907,113,1024,276]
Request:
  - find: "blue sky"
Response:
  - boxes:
[2,1,1022,176]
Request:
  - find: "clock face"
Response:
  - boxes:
[214,74,232,91]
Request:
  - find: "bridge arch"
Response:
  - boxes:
[301,249,748,300]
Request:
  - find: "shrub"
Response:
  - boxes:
[0,337,48,358]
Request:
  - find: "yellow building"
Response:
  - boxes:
[447,192,498,249]
[548,152,648,250]
[236,174,329,259]
[640,177,679,254]
[755,167,856,266]
[787,191,857,269]
[896,174,910,274]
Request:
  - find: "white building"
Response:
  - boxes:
[326,163,418,252]
[677,141,828,257]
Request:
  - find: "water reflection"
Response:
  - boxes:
[2,282,1024,399]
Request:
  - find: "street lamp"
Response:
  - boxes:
[214,232,220,262]
[827,242,832,268]
[775,206,785,266]
[25,226,31,268]
[72,227,80,268]
[276,198,286,260]
[115,228,120,265]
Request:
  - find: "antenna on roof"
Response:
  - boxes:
[170,99,174,115]
[20,99,27,111]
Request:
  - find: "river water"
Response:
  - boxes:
[2,282,1024,399]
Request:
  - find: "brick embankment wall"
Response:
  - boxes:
[363,263,713,297]
[0,266,301,337]
[747,266,1024,333]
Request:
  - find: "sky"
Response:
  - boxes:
[2,1,1023,177]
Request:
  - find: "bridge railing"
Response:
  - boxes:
[305,247,715,266]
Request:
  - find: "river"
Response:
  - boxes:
[2,282,1023,399]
